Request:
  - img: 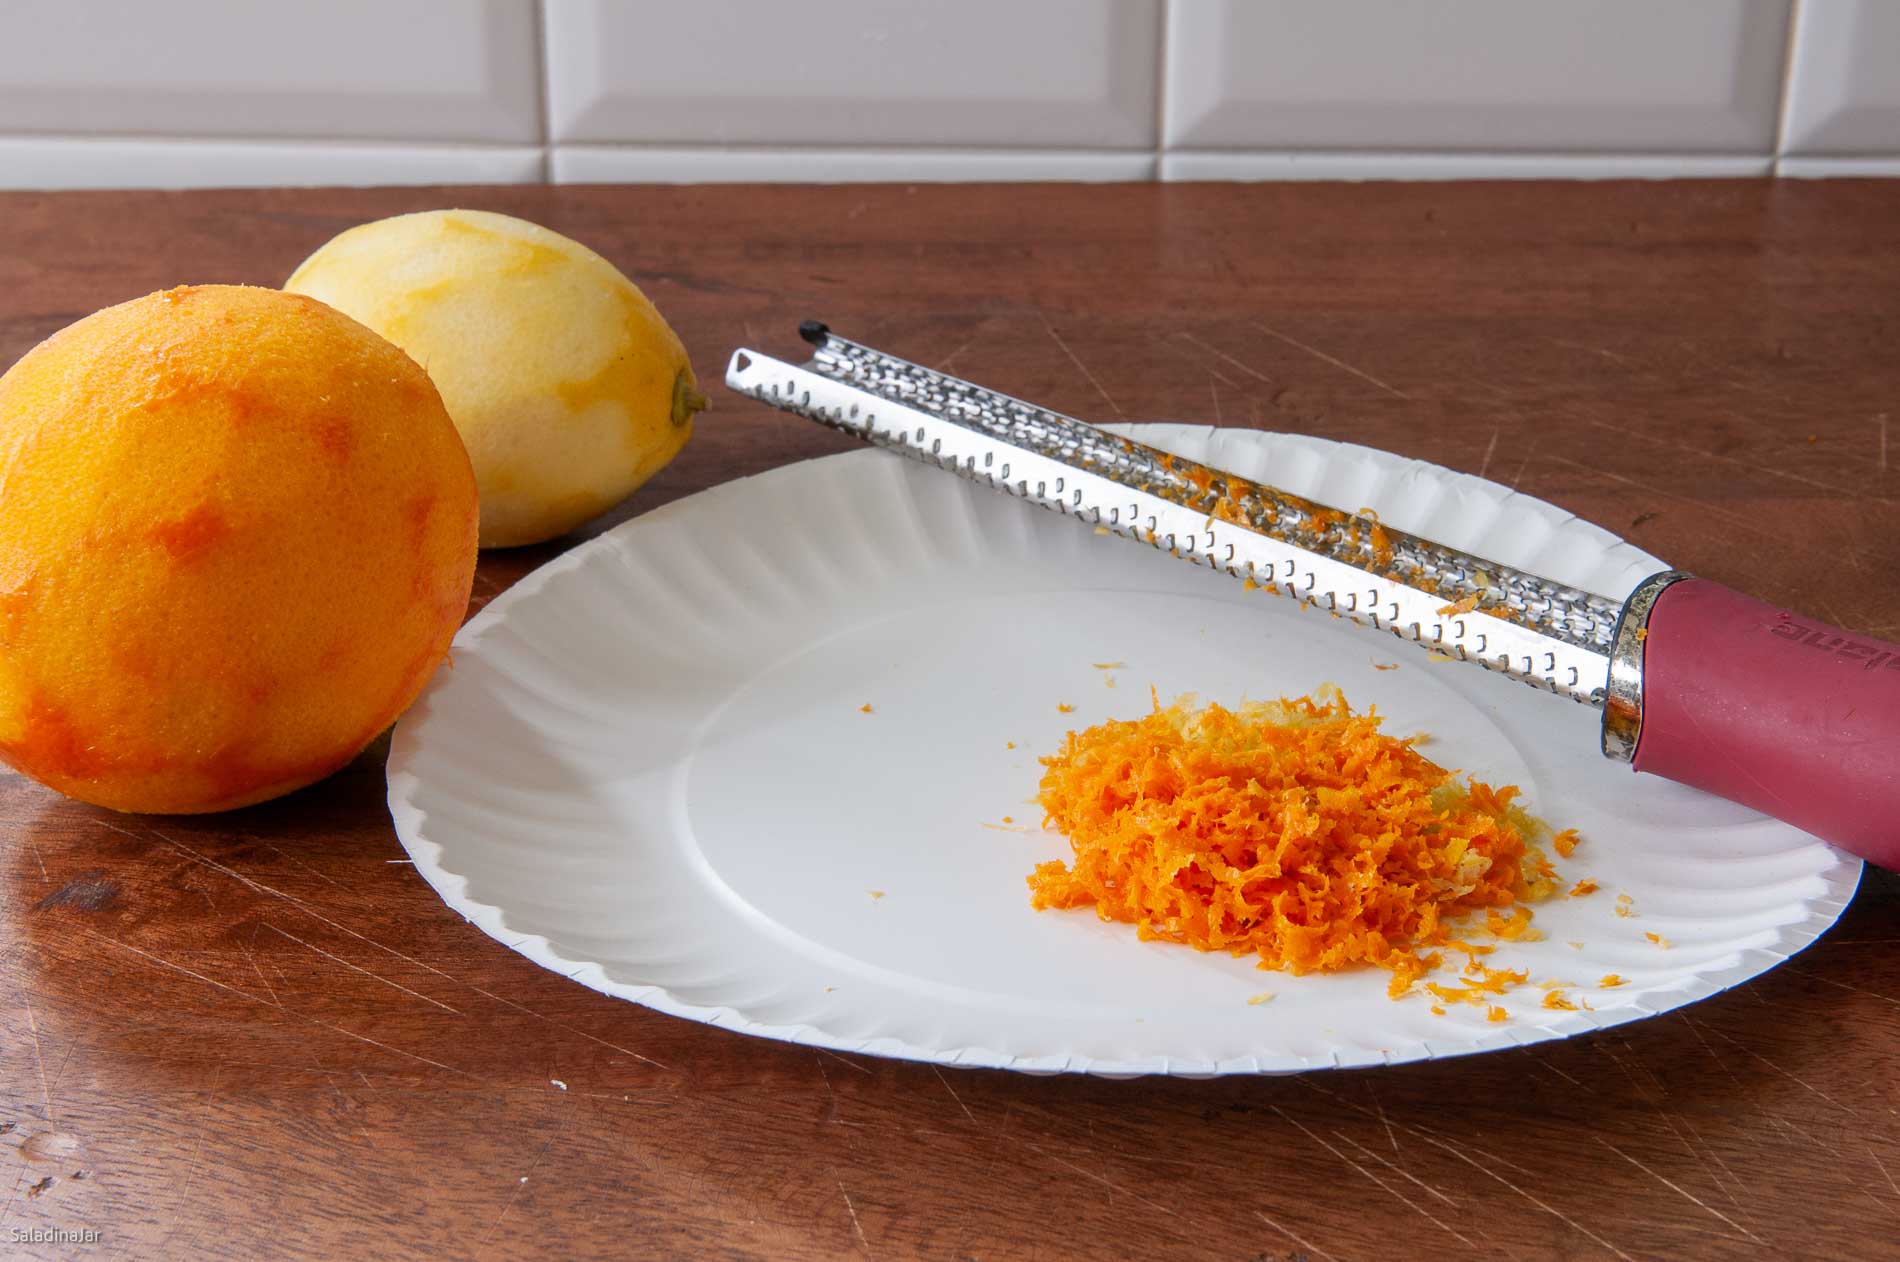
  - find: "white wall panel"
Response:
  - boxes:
[546,0,1161,148]
[1165,0,1789,154]
[0,0,540,144]
[1781,0,1900,155]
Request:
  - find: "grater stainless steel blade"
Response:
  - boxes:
[725,324,1625,707]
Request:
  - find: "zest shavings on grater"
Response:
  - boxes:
[727,324,1622,708]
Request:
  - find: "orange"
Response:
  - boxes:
[0,285,478,813]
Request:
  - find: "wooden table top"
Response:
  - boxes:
[1,181,1896,1262]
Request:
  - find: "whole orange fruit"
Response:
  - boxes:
[0,285,478,813]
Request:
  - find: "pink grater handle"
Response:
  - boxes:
[1631,578,1900,868]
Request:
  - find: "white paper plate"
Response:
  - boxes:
[387,424,1860,1076]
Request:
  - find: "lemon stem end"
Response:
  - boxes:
[673,370,709,427]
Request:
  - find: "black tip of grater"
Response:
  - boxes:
[798,320,831,346]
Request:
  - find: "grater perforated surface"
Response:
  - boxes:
[726,326,1623,706]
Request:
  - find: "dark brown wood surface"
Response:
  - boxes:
[2,181,1897,1262]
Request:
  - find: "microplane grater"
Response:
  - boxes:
[723,323,1900,865]
[726,323,1622,708]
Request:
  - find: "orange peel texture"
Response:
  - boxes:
[0,285,477,813]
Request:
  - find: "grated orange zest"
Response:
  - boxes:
[1028,688,1566,1001]
[1424,965,1527,1006]
[1444,939,1497,968]
[1485,907,1538,941]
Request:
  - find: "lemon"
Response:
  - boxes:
[285,209,704,548]
[0,285,478,813]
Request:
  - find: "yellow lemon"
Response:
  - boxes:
[0,285,478,813]
[285,209,704,547]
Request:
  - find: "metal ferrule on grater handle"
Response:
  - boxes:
[727,324,1900,868]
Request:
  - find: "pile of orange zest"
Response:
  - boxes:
[1645,932,1671,948]
[1542,989,1579,1011]
[1057,703,1075,714]
[1569,879,1598,897]
[1028,687,1567,1003]
[1486,1005,1508,1023]
[1599,974,1626,988]
[1551,828,1580,858]
[1437,595,1480,616]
